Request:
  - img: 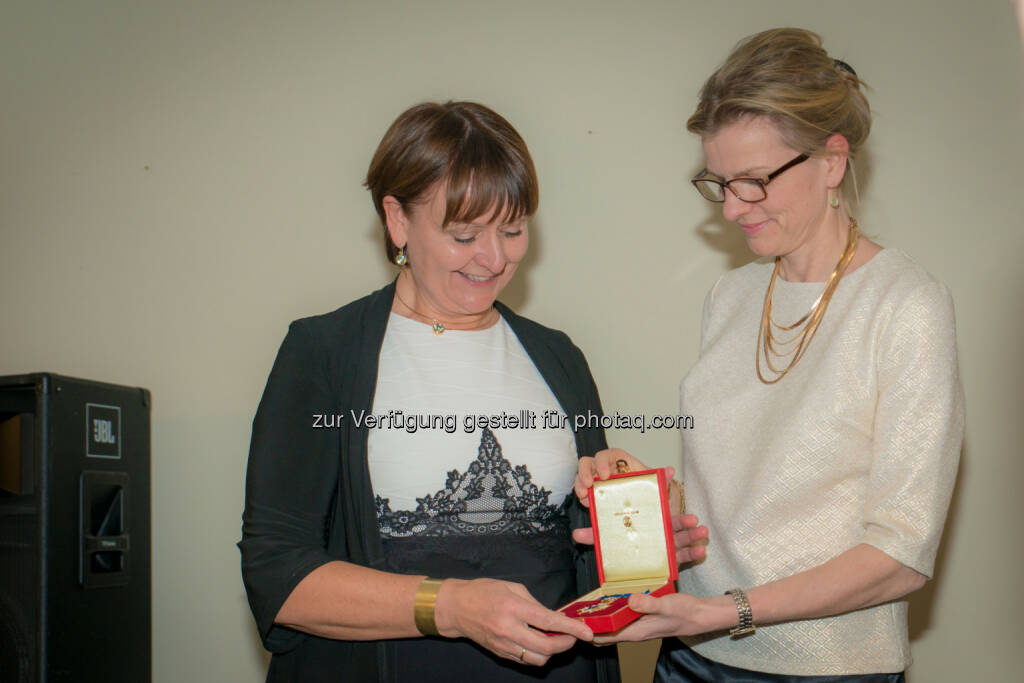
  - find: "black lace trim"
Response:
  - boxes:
[376,427,565,537]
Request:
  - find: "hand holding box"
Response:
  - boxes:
[559,467,677,633]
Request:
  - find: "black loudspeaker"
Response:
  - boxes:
[0,373,151,683]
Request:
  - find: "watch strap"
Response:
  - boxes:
[725,587,755,637]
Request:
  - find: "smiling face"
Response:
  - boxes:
[384,182,528,321]
[702,116,846,265]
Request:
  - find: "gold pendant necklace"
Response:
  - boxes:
[756,219,859,384]
[393,286,448,334]
[392,272,495,335]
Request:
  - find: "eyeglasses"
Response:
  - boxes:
[691,153,810,203]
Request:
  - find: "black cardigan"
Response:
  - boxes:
[239,281,619,682]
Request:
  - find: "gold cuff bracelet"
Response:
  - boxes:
[413,577,445,637]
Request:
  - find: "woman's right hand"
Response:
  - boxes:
[433,578,593,666]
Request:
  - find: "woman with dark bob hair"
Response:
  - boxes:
[576,28,964,681]
[239,101,701,682]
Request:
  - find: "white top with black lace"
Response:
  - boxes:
[368,313,578,538]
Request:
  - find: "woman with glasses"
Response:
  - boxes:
[575,28,963,681]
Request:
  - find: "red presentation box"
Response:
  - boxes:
[559,467,677,633]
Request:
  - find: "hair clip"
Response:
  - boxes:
[833,58,857,77]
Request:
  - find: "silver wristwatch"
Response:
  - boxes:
[725,588,755,637]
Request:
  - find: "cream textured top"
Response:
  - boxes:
[677,249,964,675]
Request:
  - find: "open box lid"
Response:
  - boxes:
[588,467,678,586]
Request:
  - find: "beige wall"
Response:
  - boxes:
[2,1,1021,681]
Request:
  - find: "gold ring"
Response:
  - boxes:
[519,647,527,662]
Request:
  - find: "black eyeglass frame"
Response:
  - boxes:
[691,153,810,203]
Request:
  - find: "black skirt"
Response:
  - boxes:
[381,532,599,683]
[656,637,905,683]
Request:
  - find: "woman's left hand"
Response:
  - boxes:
[571,514,708,566]
[573,448,653,507]
[591,592,734,644]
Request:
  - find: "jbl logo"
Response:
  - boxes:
[87,403,121,458]
[93,419,116,444]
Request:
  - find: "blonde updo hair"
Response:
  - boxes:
[688,28,871,190]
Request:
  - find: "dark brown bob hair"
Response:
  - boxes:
[365,101,539,263]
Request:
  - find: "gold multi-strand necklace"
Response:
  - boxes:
[756,219,859,384]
